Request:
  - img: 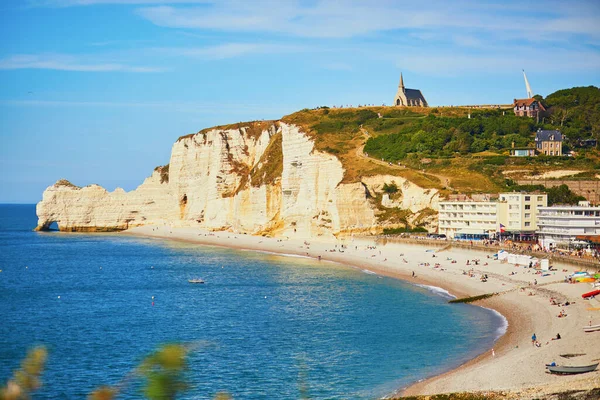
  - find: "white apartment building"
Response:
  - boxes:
[438,200,500,239]
[498,192,548,234]
[537,202,600,249]
[438,192,547,240]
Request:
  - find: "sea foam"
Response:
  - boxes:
[480,306,509,340]
[414,284,456,300]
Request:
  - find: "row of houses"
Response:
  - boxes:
[438,193,600,250]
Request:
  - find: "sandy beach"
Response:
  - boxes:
[123,226,600,398]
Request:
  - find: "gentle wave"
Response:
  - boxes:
[244,249,315,260]
[480,306,509,340]
[362,269,378,275]
[414,284,457,299]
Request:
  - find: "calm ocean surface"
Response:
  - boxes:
[0,204,504,399]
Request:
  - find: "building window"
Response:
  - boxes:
[525,213,531,218]
[537,196,543,201]
[525,205,531,210]
[525,222,531,227]
[525,196,530,201]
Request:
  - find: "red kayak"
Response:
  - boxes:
[582,289,600,299]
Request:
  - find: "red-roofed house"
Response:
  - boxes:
[513,98,545,119]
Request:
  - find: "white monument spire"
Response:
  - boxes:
[523,69,533,99]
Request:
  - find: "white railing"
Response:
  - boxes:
[538,219,600,227]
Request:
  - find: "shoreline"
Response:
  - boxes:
[122,226,600,398]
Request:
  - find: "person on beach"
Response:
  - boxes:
[531,333,536,344]
[412,271,415,278]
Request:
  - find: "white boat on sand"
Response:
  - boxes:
[583,323,600,333]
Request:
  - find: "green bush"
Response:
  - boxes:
[382,182,399,194]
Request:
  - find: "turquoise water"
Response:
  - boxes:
[0,205,503,399]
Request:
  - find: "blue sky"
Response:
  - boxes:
[1,0,599,203]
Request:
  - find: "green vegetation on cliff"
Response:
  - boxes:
[249,131,283,188]
[364,86,600,164]
[507,183,586,205]
[544,86,600,140]
[282,107,444,187]
[364,111,537,161]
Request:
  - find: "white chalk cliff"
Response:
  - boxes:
[36,121,439,237]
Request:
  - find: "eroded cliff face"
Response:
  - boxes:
[36,122,439,236]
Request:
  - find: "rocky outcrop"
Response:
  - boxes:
[36,122,439,237]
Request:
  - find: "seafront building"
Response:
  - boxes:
[537,201,600,249]
[438,192,547,240]
[498,192,547,241]
[438,194,502,239]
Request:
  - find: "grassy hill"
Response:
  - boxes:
[280,86,600,196]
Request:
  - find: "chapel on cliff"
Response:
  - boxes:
[393,72,428,107]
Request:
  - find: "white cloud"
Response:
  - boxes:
[135,1,600,39]
[452,35,484,48]
[0,54,163,72]
[155,42,306,60]
[394,49,600,76]
[29,0,212,6]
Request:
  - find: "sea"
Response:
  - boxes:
[0,204,505,399]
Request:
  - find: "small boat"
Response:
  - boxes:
[547,363,598,375]
[188,278,205,284]
[583,324,600,333]
[582,289,600,299]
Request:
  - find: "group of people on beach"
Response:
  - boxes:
[532,332,561,348]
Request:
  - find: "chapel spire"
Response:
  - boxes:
[399,72,405,91]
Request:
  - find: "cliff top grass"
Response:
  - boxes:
[281,106,447,187]
[55,179,79,188]
[177,120,277,142]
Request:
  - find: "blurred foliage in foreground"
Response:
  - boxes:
[1,344,232,400]
[0,346,47,400]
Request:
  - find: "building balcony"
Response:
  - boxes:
[538,220,600,227]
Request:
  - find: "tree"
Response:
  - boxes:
[546,184,586,206]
